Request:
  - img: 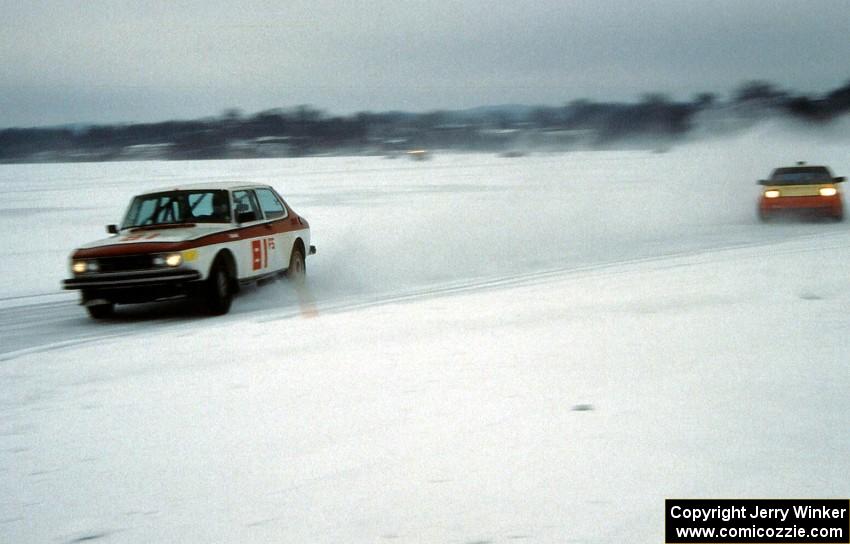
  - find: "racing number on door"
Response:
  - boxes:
[251,237,276,271]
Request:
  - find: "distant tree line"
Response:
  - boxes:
[1,80,849,163]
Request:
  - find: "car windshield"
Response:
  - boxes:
[121,190,231,228]
[769,167,832,185]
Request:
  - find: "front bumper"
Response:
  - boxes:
[760,195,843,215]
[63,268,201,290]
[64,269,204,305]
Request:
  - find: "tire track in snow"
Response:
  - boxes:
[255,228,850,322]
[2,228,849,361]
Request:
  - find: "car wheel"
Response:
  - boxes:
[758,210,771,223]
[204,259,233,315]
[286,246,306,283]
[86,302,114,319]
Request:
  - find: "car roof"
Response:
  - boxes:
[773,165,830,173]
[145,181,273,193]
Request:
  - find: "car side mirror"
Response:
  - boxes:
[834,176,846,183]
[757,179,769,185]
[236,211,257,223]
[107,224,119,234]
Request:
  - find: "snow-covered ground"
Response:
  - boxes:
[1,126,849,543]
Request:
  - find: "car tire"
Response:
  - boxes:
[758,210,771,223]
[286,246,306,283]
[204,259,233,315]
[86,302,114,319]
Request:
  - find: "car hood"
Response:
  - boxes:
[78,224,231,250]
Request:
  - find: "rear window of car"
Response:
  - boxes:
[770,167,832,184]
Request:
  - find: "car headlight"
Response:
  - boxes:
[764,190,780,198]
[151,253,182,267]
[819,187,838,197]
[72,260,99,273]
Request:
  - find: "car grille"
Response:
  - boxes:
[96,255,155,272]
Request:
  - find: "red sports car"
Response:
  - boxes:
[758,164,845,221]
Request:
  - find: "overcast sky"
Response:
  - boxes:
[1,0,849,127]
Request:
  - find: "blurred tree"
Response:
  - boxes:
[221,108,244,122]
[734,81,786,104]
[824,80,850,115]
[693,93,716,109]
[530,106,560,129]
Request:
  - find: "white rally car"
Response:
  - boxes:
[63,182,315,318]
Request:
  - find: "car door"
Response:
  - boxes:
[231,189,277,278]
[254,187,294,273]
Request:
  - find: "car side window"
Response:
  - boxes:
[255,188,288,220]
[187,191,230,222]
[232,190,262,222]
